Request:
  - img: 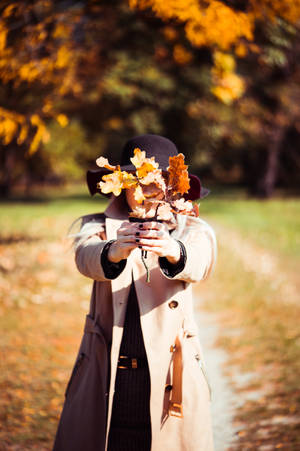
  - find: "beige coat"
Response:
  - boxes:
[53,194,217,451]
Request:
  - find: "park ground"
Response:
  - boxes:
[0,186,299,450]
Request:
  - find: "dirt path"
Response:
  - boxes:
[196,306,239,450]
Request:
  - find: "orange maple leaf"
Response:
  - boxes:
[167,153,190,195]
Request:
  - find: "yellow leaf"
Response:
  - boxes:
[139,169,166,191]
[122,172,138,189]
[134,185,145,204]
[157,203,173,220]
[98,171,123,196]
[130,148,146,169]
[136,161,157,179]
[96,156,116,171]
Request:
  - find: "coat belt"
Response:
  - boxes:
[85,314,184,418]
[169,333,183,418]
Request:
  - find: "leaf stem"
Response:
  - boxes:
[141,250,150,282]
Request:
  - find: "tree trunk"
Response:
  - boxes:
[251,126,285,198]
[0,146,16,198]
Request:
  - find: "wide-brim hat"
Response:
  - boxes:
[87,134,210,201]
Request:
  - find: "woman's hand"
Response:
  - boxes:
[136,221,181,264]
[107,221,140,263]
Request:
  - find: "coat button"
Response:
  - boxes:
[165,384,173,392]
[168,300,178,309]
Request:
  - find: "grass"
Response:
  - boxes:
[199,195,300,261]
[0,186,299,449]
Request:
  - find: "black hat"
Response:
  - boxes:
[87,134,210,200]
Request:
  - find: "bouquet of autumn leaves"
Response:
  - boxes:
[96,148,199,221]
[96,148,199,281]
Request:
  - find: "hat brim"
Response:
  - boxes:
[87,168,209,201]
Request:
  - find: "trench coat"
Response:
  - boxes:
[53,194,217,451]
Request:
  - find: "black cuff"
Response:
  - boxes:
[159,240,187,278]
[101,240,126,279]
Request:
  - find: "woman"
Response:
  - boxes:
[53,134,217,451]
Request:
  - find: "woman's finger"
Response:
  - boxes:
[137,245,165,256]
[117,234,139,243]
[139,221,165,231]
[138,238,169,247]
[137,230,166,239]
[118,223,140,236]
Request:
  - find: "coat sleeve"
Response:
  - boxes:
[159,215,217,283]
[73,217,126,281]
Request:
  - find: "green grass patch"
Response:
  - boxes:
[199,195,300,261]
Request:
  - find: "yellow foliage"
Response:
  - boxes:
[2,4,17,18]
[53,22,72,39]
[130,0,300,52]
[56,114,69,128]
[129,0,254,50]
[213,51,236,73]
[106,117,123,130]
[56,45,72,68]
[0,118,18,144]
[17,124,29,145]
[42,100,53,113]
[29,114,49,155]
[0,107,26,146]
[235,43,248,58]
[173,44,193,65]
[19,62,40,82]
[0,21,8,51]
[251,0,300,24]
[211,72,245,104]
[210,51,245,104]
[163,26,178,41]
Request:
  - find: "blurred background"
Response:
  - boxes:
[0,1,299,450]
